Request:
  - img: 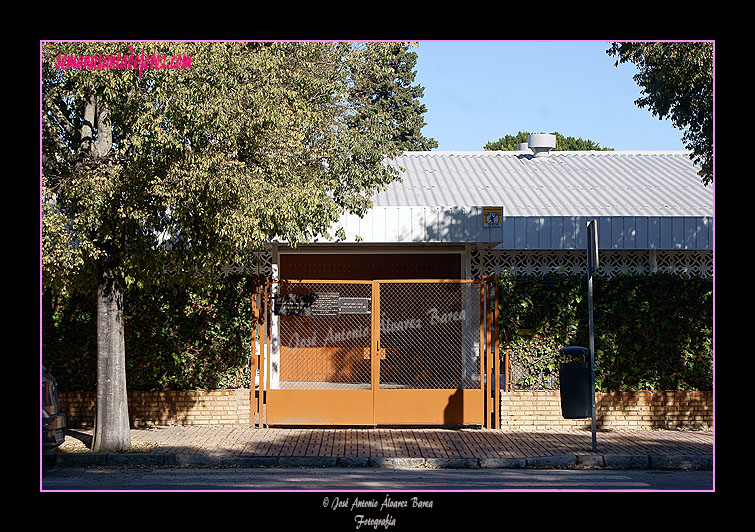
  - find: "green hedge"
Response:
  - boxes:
[42,272,713,393]
[495,271,713,392]
[42,275,260,392]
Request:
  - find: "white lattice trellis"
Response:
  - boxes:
[228,246,712,279]
[220,249,273,277]
[471,247,712,279]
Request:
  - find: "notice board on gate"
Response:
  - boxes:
[274,292,370,316]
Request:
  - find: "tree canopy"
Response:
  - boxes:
[607,41,713,186]
[42,42,434,291]
[347,42,438,152]
[484,131,613,151]
[41,41,434,451]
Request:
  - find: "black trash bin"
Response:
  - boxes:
[559,346,592,419]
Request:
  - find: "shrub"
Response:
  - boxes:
[495,271,712,392]
[42,274,260,391]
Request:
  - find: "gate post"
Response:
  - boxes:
[250,281,258,427]
[480,276,501,429]
[493,277,500,429]
[249,277,268,428]
[371,280,380,427]
[257,278,270,428]
[486,277,493,428]
[479,278,486,427]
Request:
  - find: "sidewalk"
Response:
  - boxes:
[46,425,714,470]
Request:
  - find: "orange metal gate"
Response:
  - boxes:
[251,278,500,428]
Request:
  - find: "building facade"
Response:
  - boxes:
[241,140,714,427]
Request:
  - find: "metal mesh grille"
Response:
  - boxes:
[379,282,480,390]
[277,282,372,390]
[275,280,481,391]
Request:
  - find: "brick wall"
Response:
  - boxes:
[60,389,712,430]
[500,390,713,430]
[60,389,252,428]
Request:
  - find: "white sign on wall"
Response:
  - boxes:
[482,207,502,228]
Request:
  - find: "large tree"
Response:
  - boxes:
[42,42,428,451]
[607,41,713,186]
[348,42,438,151]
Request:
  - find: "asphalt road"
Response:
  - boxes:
[41,466,713,491]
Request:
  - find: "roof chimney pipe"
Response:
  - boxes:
[528,133,556,158]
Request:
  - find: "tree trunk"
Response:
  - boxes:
[92,262,131,452]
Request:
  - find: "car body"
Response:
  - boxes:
[42,367,66,450]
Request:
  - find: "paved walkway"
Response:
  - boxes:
[48,426,713,470]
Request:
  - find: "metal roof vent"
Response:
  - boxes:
[528,133,556,158]
[518,142,530,152]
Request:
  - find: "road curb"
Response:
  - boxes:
[526,455,578,469]
[45,452,713,471]
[649,454,713,470]
[369,457,425,469]
[604,454,651,469]
[479,457,526,469]
[279,456,339,467]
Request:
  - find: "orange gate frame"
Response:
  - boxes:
[482,276,501,429]
[251,277,502,428]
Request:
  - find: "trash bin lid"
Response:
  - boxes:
[560,346,589,357]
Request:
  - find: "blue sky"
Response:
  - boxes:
[412,41,687,152]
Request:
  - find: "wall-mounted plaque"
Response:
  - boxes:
[309,292,340,317]
[338,297,371,315]
[274,292,340,316]
[274,293,315,316]
[274,293,371,316]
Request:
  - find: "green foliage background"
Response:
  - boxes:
[42,272,713,393]
[42,274,259,391]
[496,272,713,392]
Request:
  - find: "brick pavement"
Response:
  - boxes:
[53,425,713,469]
[119,425,712,458]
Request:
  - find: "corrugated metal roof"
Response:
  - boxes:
[376,151,713,218]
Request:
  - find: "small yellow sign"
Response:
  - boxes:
[482,207,502,228]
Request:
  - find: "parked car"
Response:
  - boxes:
[42,367,66,450]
